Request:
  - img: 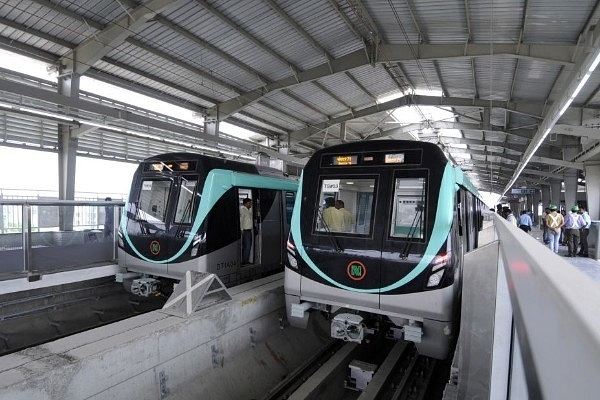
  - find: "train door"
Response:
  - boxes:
[257,189,284,267]
[238,188,255,265]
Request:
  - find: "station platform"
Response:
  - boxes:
[528,225,600,283]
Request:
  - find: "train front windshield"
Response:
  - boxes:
[135,175,199,230]
[314,175,426,240]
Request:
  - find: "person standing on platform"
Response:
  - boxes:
[578,205,591,257]
[240,198,253,264]
[545,205,564,254]
[563,205,585,257]
[505,209,517,226]
[559,209,567,245]
[541,207,551,244]
[104,197,114,239]
[518,210,533,233]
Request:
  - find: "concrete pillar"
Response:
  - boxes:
[563,145,580,210]
[533,190,542,224]
[550,179,562,209]
[584,163,600,219]
[57,73,80,203]
[542,186,551,208]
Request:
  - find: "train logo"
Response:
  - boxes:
[149,240,161,255]
[347,261,366,281]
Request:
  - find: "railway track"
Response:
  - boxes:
[0,276,165,355]
[262,336,447,400]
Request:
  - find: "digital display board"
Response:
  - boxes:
[321,149,422,167]
[144,161,197,172]
[384,153,405,164]
[332,155,358,165]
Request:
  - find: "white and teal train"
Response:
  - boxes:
[118,153,297,296]
[285,140,484,359]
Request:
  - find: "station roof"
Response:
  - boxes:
[1,0,600,196]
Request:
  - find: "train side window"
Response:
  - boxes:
[174,177,198,224]
[389,177,426,239]
[315,177,376,235]
[138,179,171,223]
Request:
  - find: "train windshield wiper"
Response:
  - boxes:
[400,204,423,259]
[317,209,343,252]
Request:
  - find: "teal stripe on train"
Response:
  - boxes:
[121,169,298,264]
[290,163,459,293]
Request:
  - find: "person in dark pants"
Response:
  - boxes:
[104,197,114,238]
[578,206,591,257]
[563,205,585,257]
[517,210,532,233]
[240,198,253,264]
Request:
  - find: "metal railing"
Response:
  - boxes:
[0,199,124,280]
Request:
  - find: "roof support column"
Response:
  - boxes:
[563,144,581,210]
[57,73,80,230]
[583,163,600,220]
[533,190,542,224]
[550,179,562,210]
[541,185,551,210]
[340,122,347,142]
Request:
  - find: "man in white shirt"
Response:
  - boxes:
[240,198,253,264]
[563,205,585,257]
[578,206,592,257]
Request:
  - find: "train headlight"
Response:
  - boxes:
[427,269,444,287]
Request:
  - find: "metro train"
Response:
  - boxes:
[117,153,297,296]
[284,140,484,359]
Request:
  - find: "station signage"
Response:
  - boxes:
[511,188,537,195]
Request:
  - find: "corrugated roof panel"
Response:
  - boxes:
[512,59,561,102]
[210,0,326,71]
[134,21,263,93]
[261,91,327,125]
[402,59,445,93]
[106,42,237,102]
[364,0,420,44]
[279,0,364,58]
[167,1,292,83]
[437,60,476,98]
[474,57,517,101]
[317,72,377,110]
[469,0,524,43]
[525,0,597,43]
[409,0,469,43]
[54,0,125,26]
[287,82,349,118]
[350,64,403,100]
[244,103,305,132]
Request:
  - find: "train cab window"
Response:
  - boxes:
[138,179,171,223]
[390,177,426,239]
[174,177,198,224]
[315,177,376,235]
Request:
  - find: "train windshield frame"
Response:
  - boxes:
[389,174,427,241]
[174,176,199,225]
[314,175,377,236]
[138,179,172,224]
